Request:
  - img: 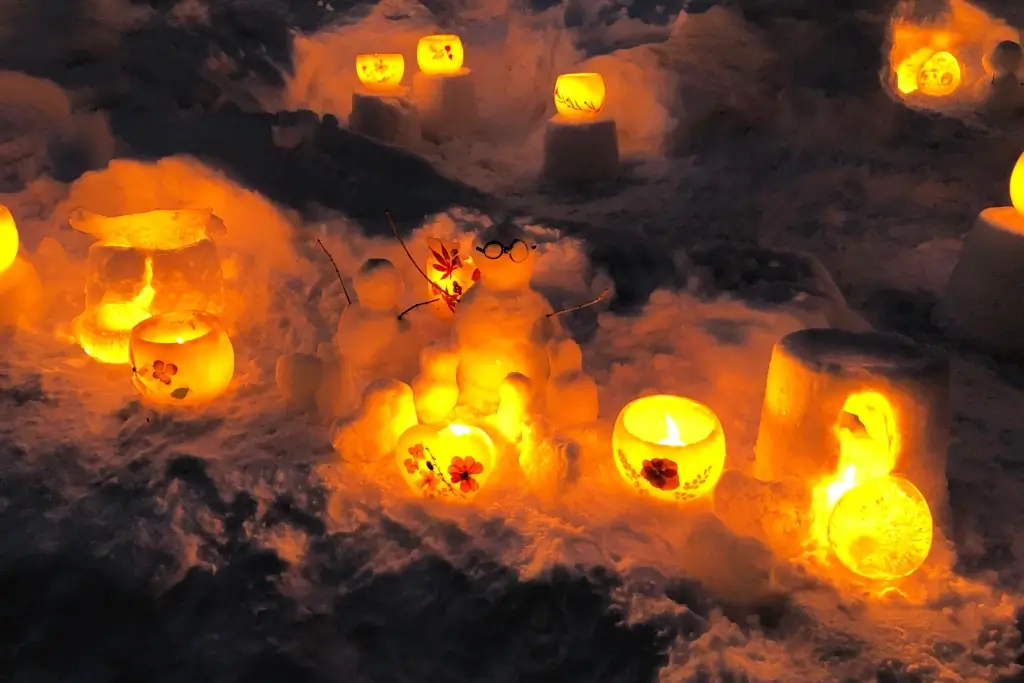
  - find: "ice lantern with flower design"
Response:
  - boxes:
[938,152,1024,357]
[356,53,405,92]
[544,72,619,184]
[129,310,235,406]
[424,237,480,317]
[70,209,226,365]
[395,422,497,502]
[612,395,727,502]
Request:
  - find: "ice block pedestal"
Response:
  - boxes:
[412,70,478,140]
[542,72,618,185]
[349,89,421,147]
[937,207,1024,356]
[542,115,619,184]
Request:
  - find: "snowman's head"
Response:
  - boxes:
[991,40,1023,76]
[355,258,402,312]
[472,222,537,291]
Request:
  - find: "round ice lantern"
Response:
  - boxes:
[356,53,405,91]
[612,395,726,502]
[827,475,934,580]
[129,310,235,406]
[416,34,464,76]
[0,204,17,275]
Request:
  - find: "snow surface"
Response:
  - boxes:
[2,0,1024,681]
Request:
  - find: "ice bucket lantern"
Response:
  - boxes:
[71,209,226,365]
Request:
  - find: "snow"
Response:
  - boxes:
[2,0,1024,681]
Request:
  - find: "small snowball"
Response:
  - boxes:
[495,372,532,442]
[991,40,1024,76]
[331,378,418,464]
[545,371,599,429]
[353,258,401,313]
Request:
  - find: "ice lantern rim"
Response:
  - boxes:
[616,394,719,449]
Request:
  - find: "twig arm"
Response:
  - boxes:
[316,238,352,305]
[546,288,610,318]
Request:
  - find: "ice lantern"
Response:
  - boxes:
[70,209,226,365]
[356,53,405,91]
[938,152,1024,356]
[612,395,727,503]
[350,53,420,147]
[395,422,497,502]
[129,310,235,406]
[0,204,17,275]
[544,72,618,185]
[412,34,477,139]
[754,328,949,578]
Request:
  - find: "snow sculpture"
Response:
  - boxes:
[753,328,951,567]
[410,341,460,425]
[519,417,581,504]
[983,41,1024,117]
[448,223,558,416]
[332,378,418,464]
[543,72,619,184]
[412,34,477,139]
[937,152,1024,356]
[546,337,599,429]
[333,258,407,410]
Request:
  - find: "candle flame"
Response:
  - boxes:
[657,415,686,447]
[449,423,471,436]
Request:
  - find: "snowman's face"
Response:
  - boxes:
[472,229,536,291]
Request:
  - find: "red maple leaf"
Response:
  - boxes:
[429,240,460,281]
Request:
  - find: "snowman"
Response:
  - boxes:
[334,258,409,408]
[449,222,559,416]
[984,40,1024,118]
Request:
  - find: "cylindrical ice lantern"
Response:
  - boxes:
[543,72,618,184]
[129,310,235,406]
[612,394,727,503]
[937,152,1024,357]
[754,328,951,535]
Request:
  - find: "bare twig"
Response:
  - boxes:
[398,298,440,321]
[316,238,352,305]
[386,211,432,285]
[546,288,610,318]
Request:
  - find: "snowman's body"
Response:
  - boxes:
[453,278,557,414]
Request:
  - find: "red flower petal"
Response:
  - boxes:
[165,363,178,376]
[153,360,164,372]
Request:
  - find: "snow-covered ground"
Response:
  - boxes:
[2,0,1024,681]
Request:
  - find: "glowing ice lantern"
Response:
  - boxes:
[553,73,607,121]
[396,422,497,501]
[1011,151,1024,215]
[129,310,235,406]
[0,204,17,275]
[356,53,405,91]
[544,71,618,183]
[416,34,464,76]
[938,151,1024,355]
[70,209,225,365]
[424,238,479,317]
[612,395,726,502]
[915,51,962,97]
[827,475,934,580]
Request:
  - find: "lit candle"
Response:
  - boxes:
[0,204,17,276]
[612,394,726,502]
[129,310,234,405]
